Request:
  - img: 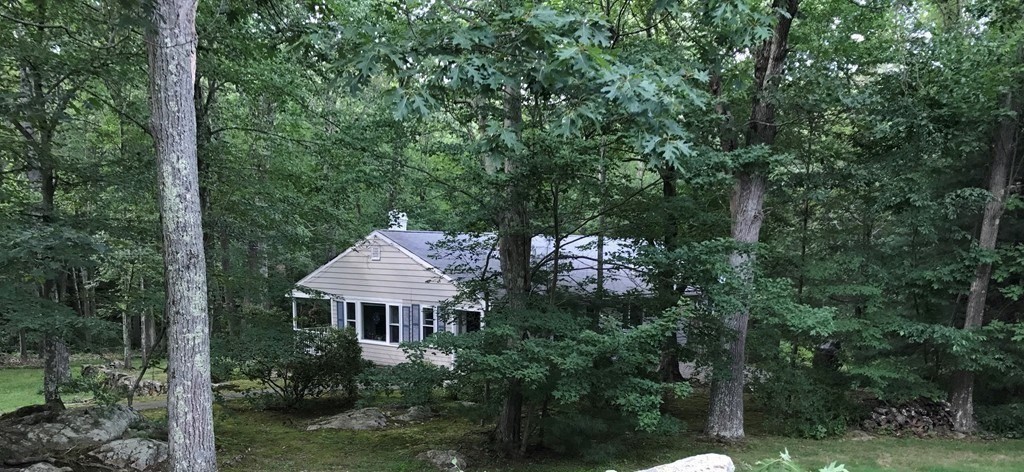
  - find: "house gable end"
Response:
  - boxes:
[296,232,459,301]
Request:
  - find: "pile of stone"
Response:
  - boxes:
[0,404,167,471]
[81,365,166,397]
[860,399,954,437]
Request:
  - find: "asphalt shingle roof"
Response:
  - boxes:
[378,230,648,295]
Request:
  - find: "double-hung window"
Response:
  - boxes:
[421,306,436,339]
[388,305,400,343]
[344,302,356,329]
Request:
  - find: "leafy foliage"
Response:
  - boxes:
[213,308,363,408]
[358,346,451,407]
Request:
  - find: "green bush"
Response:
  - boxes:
[358,348,451,407]
[213,307,363,408]
[978,403,1024,438]
[751,367,857,439]
[422,303,690,454]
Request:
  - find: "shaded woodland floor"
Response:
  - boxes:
[151,394,1024,472]
[4,365,1022,471]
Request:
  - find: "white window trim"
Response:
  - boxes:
[421,305,437,340]
[342,297,403,345]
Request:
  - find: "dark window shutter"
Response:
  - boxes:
[402,306,412,342]
[436,307,446,333]
[336,301,344,328]
[411,304,421,341]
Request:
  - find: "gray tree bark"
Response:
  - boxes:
[949,76,1020,433]
[19,329,29,363]
[146,0,217,469]
[123,309,133,370]
[495,84,530,454]
[706,0,799,440]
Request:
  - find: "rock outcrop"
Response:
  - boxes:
[0,404,141,462]
[84,438,168,472]
[307,407,388,431]
[395,405,433,423]
[635,454,735,472]
[416,449,467,472]
[0,405,168,472]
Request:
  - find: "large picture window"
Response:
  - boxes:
[362,303,387,341]
[359,302,401,343]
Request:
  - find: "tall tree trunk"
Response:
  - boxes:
[495,84,529,454]
[706,0,798,440]
[596,142,607,301]
[245,240,269,309]
[19,329,29,363]
[42,333,68,409]
[140,275,156,363]
[146,1,217,469]
[949,83,1020,433]
[659,165,682,382]
[220,226,237,335]
[707,172,766,438]
[123,311,133,369]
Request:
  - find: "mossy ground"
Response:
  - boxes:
[6,364,1024,471]
[138,394,1024,472]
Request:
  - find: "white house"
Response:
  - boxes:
[291,228,647,367]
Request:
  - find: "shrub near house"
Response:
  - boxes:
[213,307,363,407]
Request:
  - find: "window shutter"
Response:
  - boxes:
[402,306,412,342]
[336,301,344,328]
[411,304,421,341]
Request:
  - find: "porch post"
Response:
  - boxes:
[291,297,298,330]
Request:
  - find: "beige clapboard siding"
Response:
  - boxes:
[360,342,454,367]
[300,236,460,300]
[299,233,459,368]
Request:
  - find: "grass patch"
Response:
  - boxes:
[0,356,169,414]
[184,396,1024,472]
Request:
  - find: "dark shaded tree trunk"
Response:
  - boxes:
[220,226,237,335]
[146,0,217,469]
[19,330,29,363]
[659,165,682,382]
[949,81,1020,433]
[42,333,68,409]
[140,275,154,364]
[707,0,799,440]
[123,310,133,370]
[495,85,530,454]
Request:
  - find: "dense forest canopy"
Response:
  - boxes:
[1,0,1022,460]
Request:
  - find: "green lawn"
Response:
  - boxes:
[0,366,47,413]
[0,356,167,414]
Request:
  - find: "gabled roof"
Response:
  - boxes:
[376,230,648,295]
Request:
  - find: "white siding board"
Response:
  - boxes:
[299,241,459,302]
[359,342,453,368]
[360,343,408,366]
